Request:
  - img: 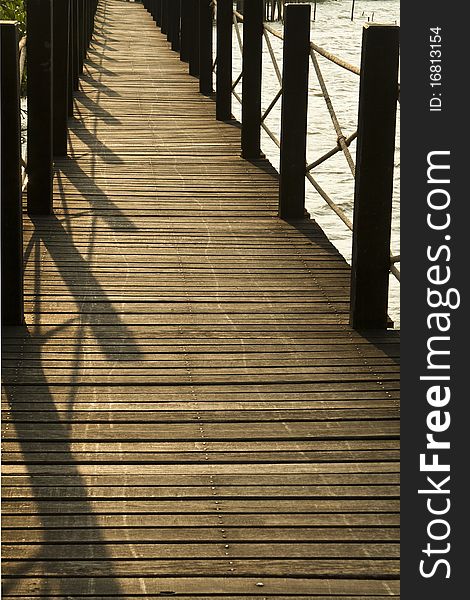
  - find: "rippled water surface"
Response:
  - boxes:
[229,0,400,326]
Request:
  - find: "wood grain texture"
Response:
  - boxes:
[1,0,400,596]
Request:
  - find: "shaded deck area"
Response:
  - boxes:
[2,0,400,597]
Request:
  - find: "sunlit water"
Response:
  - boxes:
[228,0,400,327]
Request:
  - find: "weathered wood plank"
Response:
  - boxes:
[1,577,400,596]
[1,0,400,595]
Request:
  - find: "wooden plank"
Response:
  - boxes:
[1,512,400,529]
[2,485,399,499]
[1,559,400,577]
[1,577,400,596]
[1,499,400,514]
[2,526,399,543]
[1,0,400,595]
[2,472,400,485]
[0,597,399,600]
[3,541,399,559]
[3,462,400,475]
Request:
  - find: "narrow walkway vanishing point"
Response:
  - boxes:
[2,0,400,597]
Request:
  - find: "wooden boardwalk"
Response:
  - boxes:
[2,0,400,597]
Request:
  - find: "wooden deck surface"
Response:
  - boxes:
[2,0,400,597]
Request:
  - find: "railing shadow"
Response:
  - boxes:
[84,58,117,77]
[2,353,124,596]
[71,96,121,125]
[287,217,400,364]
[2,0,150,595]
[29,214,143,357]
[2,209,143,594]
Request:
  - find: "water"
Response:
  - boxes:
[229,0,400,327]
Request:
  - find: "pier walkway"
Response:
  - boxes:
[2,0,400,597]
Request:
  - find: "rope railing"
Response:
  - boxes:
[306,131,357,172]
[307,43,400,282]
[142,1,400,328]
[309,48,356,177]
[261,87,283,123]
[310,41,361,76]
[231,6,244,109]
[1,1,99,326]
[227,3,400,286]
[19,35,27,82]
[264,19,362,77]
[233,11,243,49]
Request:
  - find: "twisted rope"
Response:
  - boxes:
[309,48,356,178]
[225,8,400,284]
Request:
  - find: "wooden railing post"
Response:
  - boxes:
[85,0,90,46]
[199,0,213,95]
[172,0,181,52]
[167,0,180,51]
[161,0,168,35]
[188,0,200,77]
[241,0,263,159]
[1,22,24,325]
[27,0,54,215]
[82,0,88,54]
[72,0,80,91]
[88,0,94,45]
[216,0,232,121]
[350,24,399,330]
[77,0,84,73]
[166,0,174,43]
[279,3,310,219]
[180,0,191,62]
[155,0,162,26]
[68,3,75,116]
[53,0,70,157]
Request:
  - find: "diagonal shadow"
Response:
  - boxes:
[71,98,121,127]
[288,218,400,363]
[82,68,121,97]
[29,215,143,361]
[2,0,160,594]
[2,339,124,597]
[87,48,119,62]
[84,59,117,77]
[68,122,124,160]
[56,164,139,232]
[3,214,143,595]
